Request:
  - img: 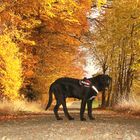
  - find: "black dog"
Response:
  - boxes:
[45,74,111,121]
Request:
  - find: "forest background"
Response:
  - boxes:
[0,0,140,111]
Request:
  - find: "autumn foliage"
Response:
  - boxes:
[90,0,140,107]
[0,0,92,102]
[0,34,23,100]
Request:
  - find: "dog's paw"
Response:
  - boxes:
[80,118,86,121]
[56,117,63,120]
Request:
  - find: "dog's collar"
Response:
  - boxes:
[91,85,99,94]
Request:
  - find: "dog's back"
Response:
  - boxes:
[55,77,80,85]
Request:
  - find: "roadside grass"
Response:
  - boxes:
[113,98,140,115]
[0,100,44,115]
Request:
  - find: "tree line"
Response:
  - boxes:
[1,0,139,108]
[89,0,140,107]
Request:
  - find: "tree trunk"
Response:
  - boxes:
[101,63,108,108]
[101,90,106,108]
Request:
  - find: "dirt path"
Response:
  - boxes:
[0,110,140,140]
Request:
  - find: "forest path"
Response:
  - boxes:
[0,110,140,140]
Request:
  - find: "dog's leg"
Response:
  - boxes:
[54,101,63,120]
[80,99,86,121]
[55,86,74,120]
[61,98,74,120]
[87,100,95,120]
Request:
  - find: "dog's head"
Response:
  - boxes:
[91,74,112,92]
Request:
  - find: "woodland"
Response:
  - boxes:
[0,0,140,108]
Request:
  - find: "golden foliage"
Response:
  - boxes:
[0,34,23,100]
[91,0,140,105]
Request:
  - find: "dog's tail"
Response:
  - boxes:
[45,83,54,110]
